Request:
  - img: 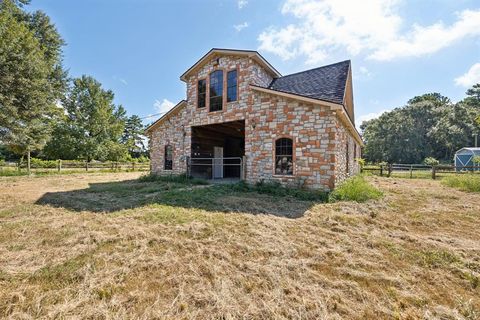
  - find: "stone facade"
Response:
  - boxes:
[148,52,361,190]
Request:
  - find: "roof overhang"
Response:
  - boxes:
[180,48,282,82]
[144,100,187,135]
[250,85,363,146]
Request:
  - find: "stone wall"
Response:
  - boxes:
[246,91,337,191]
[149,107,189,175]
[334,118,361,185]
[149,53,361,190]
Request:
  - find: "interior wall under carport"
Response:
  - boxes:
[190,120,245,179]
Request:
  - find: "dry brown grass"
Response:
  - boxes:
[0,173,479,319]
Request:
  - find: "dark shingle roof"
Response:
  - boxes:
[268,60,350,104]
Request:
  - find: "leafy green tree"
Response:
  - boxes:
[44,76,127,161]
[361,91,480,164]
[122,115,147,158]
[0,0,64,173]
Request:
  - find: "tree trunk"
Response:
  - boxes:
[27,149,31,175]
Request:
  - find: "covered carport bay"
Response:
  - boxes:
[189,120,245,180]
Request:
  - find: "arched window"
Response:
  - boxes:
[275,138,293,175]
[164,145,173,170]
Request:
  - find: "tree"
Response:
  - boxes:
[0,0,63,173]
[44,76,127,161]
[361,90,480,164]
[122,115,147,158]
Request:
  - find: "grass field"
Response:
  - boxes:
[0,172,479,319]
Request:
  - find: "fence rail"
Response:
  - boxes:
[362,163,480,179]
[0,160,150,174]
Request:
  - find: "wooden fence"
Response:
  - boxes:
[0,160,150,174]
[361,163,480,179]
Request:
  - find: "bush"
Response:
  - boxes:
[329,175,383,202]
[473,156,480,166]
[252,180,329,201]
[424,157,440,166]
[442,175,480,192]
[138,173,209,185]
[29,158,58,169]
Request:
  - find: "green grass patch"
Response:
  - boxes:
[442,174,480,192]
[329,175,383,202]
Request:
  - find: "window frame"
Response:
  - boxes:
[226,68,238,103]
[209,70,224,112]
[273,137,295,176]
[164,145,173,171]
[197,78,206,108]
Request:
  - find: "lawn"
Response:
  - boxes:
[0,172,479,319]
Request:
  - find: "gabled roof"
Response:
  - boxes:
[144,100,187,134]
[455,147,480,154]
[268,60,350,105]
[180,48,282,82]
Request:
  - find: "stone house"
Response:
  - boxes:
[145,48,362,190]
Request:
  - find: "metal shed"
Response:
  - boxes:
[454,147,480,171]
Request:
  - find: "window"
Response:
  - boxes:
[275,138,293,175]
[209,70,223,112]
[227,70,237,102]
[197,79,206,108]
[164,145,173,170]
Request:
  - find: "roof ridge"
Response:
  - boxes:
[275,60,350,80]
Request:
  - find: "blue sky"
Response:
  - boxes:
[29,0,480,127]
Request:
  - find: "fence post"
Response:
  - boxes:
[432,166,436,180]
[85,161,89,172]
[132,162,135,171]
[58,160,62,172]
[380,165,383,177]
[410,165,413,179]
[387,164,392,177]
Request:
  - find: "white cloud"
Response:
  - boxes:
[153,98,175,114]
[357,66,372,79]
[113,75,128,85]
[238,0,248,9]
[258,0,480,64]
[455,63,480,87]
[234,22,249,32]
[356,109,390,129]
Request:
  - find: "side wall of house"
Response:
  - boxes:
[246,91,337,191]
[334,117,361,185]
[149,108,190,175]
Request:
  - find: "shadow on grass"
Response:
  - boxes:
[35,178,325,218]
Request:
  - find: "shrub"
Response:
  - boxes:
[424,157,440,166]
[29,158,58,168]
[473,156,480,166]
[356,158,366,168]
[442,175,480,192]
[329,175,383,202]
[138,173,209,185]
[253,180,329,201]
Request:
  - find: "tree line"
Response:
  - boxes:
[361,85,480,164]
[0,0,147,170]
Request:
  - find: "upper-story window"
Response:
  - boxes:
[227,70,237,102]
[209,70,223,112]
[197,79,206,108]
